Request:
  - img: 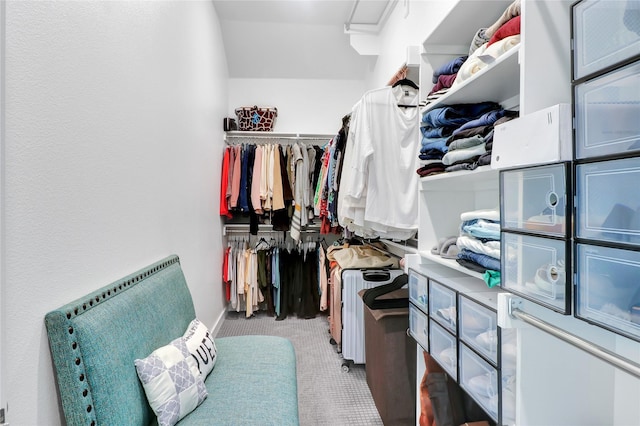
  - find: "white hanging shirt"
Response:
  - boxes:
[338,85,419,239]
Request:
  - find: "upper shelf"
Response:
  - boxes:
[422,0,514,63]
[422,45,520,111]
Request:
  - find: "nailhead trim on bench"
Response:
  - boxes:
[57,255,181,425]
[64,257,180,321]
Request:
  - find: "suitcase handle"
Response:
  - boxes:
[362,271,391,282]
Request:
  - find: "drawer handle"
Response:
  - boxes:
[546,191,559,208]
[548,266,559,282]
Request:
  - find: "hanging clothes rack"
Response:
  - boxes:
[223,223,321,236]
[224,132,334,145]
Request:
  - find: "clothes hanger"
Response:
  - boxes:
[392,78,419,108]
[392,78,419,90]
[255,236,270,250]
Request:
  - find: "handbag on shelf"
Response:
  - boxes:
[234,106,278,131]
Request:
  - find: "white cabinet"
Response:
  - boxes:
[413,0,573,424]
[407,262,513,424]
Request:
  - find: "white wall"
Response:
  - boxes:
[228,78,366,134]
[3,1,228,424]
[224,2,461,134]
[362,0,455,90]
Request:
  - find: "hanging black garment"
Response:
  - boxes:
[257,249,274,316]
[244,144,260,235]
[312,146,324,191]
[272,145,293,232]
[297,248,320,319]
[276,249,298,320]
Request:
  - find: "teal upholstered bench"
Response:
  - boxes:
[45,255,299,426]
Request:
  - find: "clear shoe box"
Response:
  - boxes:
[572,0,640,81]
[409,268,429,314]
[459,342,499,422]
[574,59,640,159]
[501,232,570,314]
[575,243,640,341]
[430,320,458,380]
[576,156,640,246]
[501,163,568,237]
[458,294,498,365]
[409,304,429,351]
[429,279,457,334]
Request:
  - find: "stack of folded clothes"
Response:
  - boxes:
[417,102,501,177]
[443,109,518,171]
[456,208,501,275]
[427,55,467,103]
[456,0,522,88]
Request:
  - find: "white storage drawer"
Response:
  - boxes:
[409,304,429,351]
[574,60,640,159]
[429,320,457,380]
[575,243,640,341]
[501,232,570,313]
[459,343,499,422]
[576,157,640,245]
[572,0,640,80]
[409,268,429,314]
[491,104,572,170]
[458,295,498,365]
[429,280,457,333]
[501,163,567,236]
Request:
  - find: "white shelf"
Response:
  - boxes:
[422,0,515,57]
[420,165,499,191]
[422,46,521,111]
[418,251,486,280]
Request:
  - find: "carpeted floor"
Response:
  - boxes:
[216,310,384,426]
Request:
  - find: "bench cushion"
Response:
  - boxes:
[178,335,299,426]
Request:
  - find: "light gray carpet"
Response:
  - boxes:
[216,311,384,426]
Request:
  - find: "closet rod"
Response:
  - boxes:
[508,299,640,379]
[223,223,321,236]
[224,132,333,142]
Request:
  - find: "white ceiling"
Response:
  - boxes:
[213,0,393,80]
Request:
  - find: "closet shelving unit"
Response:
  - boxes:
[408,1,574,425]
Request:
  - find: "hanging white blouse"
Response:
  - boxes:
[338,85,419,239]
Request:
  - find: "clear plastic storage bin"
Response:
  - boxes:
[429,320,457,380]
[575,243,640,341]
[572,0,640,80]
[458,295,498,365]
[501,164,567,236]
[459,343,499,421]
[409,268,429,314]
[576,157,640,245]
[501,232,569,313]
[575,60,640,159]
[409,304,429,351]
[429,280,457,333]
